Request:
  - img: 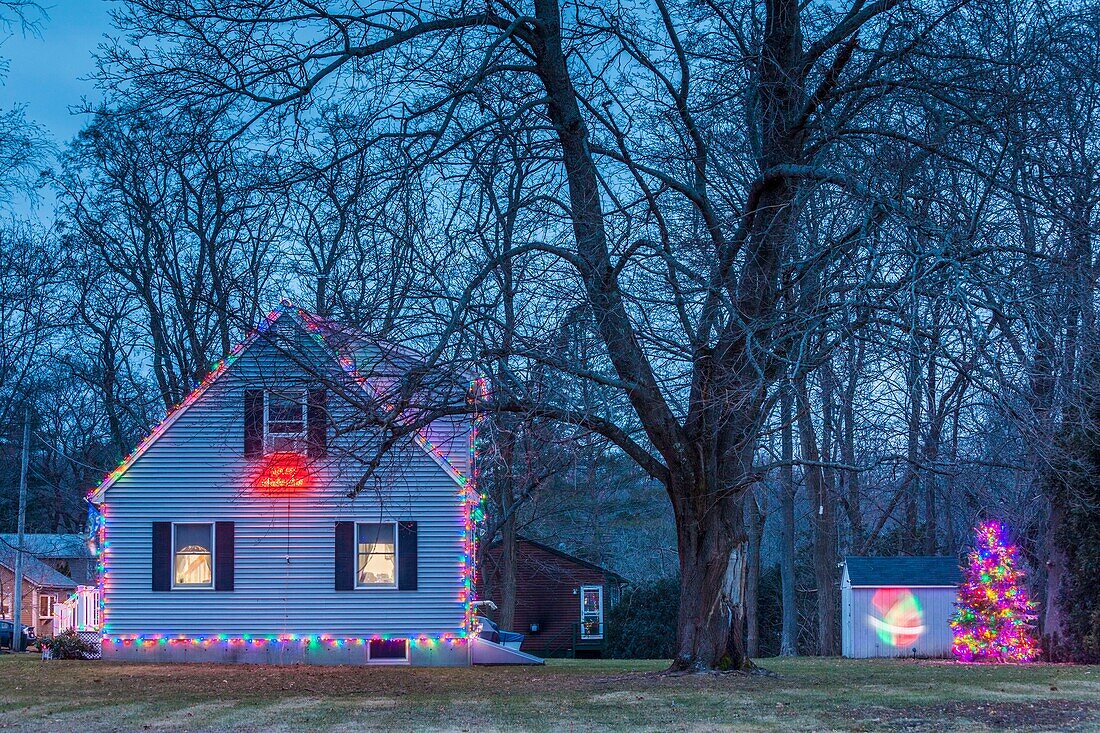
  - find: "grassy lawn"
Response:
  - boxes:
[0,654,1096,732]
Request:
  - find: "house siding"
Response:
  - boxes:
[0,564,68,637]
[99,315,469,665]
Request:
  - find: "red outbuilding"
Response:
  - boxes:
[478,537,627,658]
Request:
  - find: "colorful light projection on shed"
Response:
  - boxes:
[252,452,312,495]
[867,588,926,647]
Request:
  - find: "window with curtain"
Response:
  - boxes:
[357,523,396,587]
[173,523,213,587]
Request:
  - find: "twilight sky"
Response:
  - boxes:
[1,0,111,146]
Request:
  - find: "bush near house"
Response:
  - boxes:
[41,630,98,660]
[605,577,679,659]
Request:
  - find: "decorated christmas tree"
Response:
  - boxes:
[951,520,1040,662]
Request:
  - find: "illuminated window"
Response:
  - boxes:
[38,594,54,618]
[266,391,305,452]
[173,523,214,588]
[580,585,604,639]
[357,523,397,588]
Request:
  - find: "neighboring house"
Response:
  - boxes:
[0,533,98,585]
[841,556,961,658]
[90,302,477,666]
[478,537,627,657]
[0,543,78,637]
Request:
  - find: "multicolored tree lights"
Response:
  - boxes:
[951,521,1040,663]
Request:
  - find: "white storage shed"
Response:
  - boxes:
[841,556,960,658]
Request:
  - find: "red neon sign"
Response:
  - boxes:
[254,452,311,495]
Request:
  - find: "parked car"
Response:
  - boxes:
[474,616,525,649]
[0,619,37,650]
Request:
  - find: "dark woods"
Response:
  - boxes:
[1,0,1100,667]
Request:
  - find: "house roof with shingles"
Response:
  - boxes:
[486,536,629,584]
[0,533,94,560]
[0,544,78,589]
[843,556,961,587]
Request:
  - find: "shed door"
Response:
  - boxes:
[580,585,604,640]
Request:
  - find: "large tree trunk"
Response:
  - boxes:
[671,485,750,671]
[839,339,864,549]
[498,494,518,630]
[492,412,520,630]
[921,352,940,555]
[795,375,839,655]
[745,489,763,658]
[1043,500,1068,657]
[904,335,923,551]
[779,388,798,656]
[532,0,805,671]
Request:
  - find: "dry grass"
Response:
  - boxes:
[0,653,1096,732]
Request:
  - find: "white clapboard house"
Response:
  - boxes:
[89,302,479,666]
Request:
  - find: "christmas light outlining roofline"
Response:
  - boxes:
[295,307,472,487]
[87,301,473,503]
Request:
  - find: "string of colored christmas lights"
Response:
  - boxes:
[464,376,489,631]
[104,633,466,648]
[89,301,487,642]
[950,520,1040,663]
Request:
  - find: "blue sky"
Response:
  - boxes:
[1,0,111,147]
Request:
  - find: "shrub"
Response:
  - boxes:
[41,630,98,660]
[605,577,679,659]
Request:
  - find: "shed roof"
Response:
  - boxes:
[0,545,79,589]
[844,556,960,587]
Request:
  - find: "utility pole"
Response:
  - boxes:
[11,407,30,653]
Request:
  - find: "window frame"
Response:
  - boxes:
[579,584,604,640]
[38,593,54,619]
[171,521,216,590]
[264,389,307,452]
[355,521,399,590]
[367,638,410,664]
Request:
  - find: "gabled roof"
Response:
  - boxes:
[843,556,960,587]
[0,533,94,560]
[486,535,629,583]
[0,544,79,589]
[89,301,473,503]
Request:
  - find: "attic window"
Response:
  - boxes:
[266,391,305,451]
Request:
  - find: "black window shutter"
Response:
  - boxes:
[244,389,264,457]
[398,521,418,591]
[215,522,235,591]
[152,522,171,592]
[334,521,355,591]
[307,388,327,458]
